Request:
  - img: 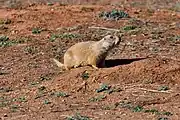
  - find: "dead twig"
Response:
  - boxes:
[88,26,120,32]
[139,88,172,93]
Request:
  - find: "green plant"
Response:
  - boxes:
[96,84,111,93]
[132,105,144,112]
[18,96,27,103]
[104,87,122,94]
[0,36,30,47]
[162,111,173,116]
[38,86,46,92]
[89,95,106,102]
[47,2,54,6]
[27,62,39,68]
[29,81,40,86]
[119,101,133,109]
[144,109,159,114]
[59,33,80,39]
[158,117,168,120]
[51,91,69,97]
[168,35,180,42]
[0,35,9,41]
[119,101,144,112]
[32,28,41,34]
[0,71,8,75]
[0,97,8,107]
[24,46,38,55]
[35,93,46,99]
[81,71,89,80]
[158,86,169,91]
[0,35,16,47]
[0,19,11,24]
[49,33,81,42]
[123,25,137,31]
[15,37,32,43]
[39,74,51,81]
[0,87,13,93]
[35,86,47,99]
[49,34,57,42]
[0,25,8,30]
[10,105,19,112]
[0,101,7,107]
[66,113,90,120]
[99,9,129,20]
[43,99,51,104]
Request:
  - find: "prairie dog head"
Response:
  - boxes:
[100,35,120,49]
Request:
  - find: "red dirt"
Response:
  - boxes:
[0,1,180,120]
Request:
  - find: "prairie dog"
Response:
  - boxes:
[53,35,120,70]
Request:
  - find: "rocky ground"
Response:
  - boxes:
[0,0,180,120]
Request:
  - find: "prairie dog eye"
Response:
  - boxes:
[110,36,113,39]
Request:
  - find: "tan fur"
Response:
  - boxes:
[53,35,120,70]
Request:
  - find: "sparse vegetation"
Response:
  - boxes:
[35,86,47,99]
[24,46,38,55]
[51,91,69,97]
[101,105,114,110]
[95,84,121,94]
[119,101,135,109]
[66,113,91,120]
[144,109,159,114]
[0,36,30,47]
[29,81,40,86]
[0,1,179,120]
[0,35,14,47]
[99,9,129,20]
[168,35,180,43]
[18,96,27,103]
[32,28,41,34]
[0,19,11,24]
[0,87,13,93]
[49,33,81,42]
[39,74,52,81]
[0,97,8,107]
[89,95,106,102]
[118,101,173,116]
[162,111,173,116]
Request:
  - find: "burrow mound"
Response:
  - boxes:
[50,56,180,92]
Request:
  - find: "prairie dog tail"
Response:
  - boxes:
[52,58,64,68]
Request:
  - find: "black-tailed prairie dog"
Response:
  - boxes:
[53,35,121,70]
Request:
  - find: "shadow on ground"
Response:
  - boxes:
[105,57,147,68]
